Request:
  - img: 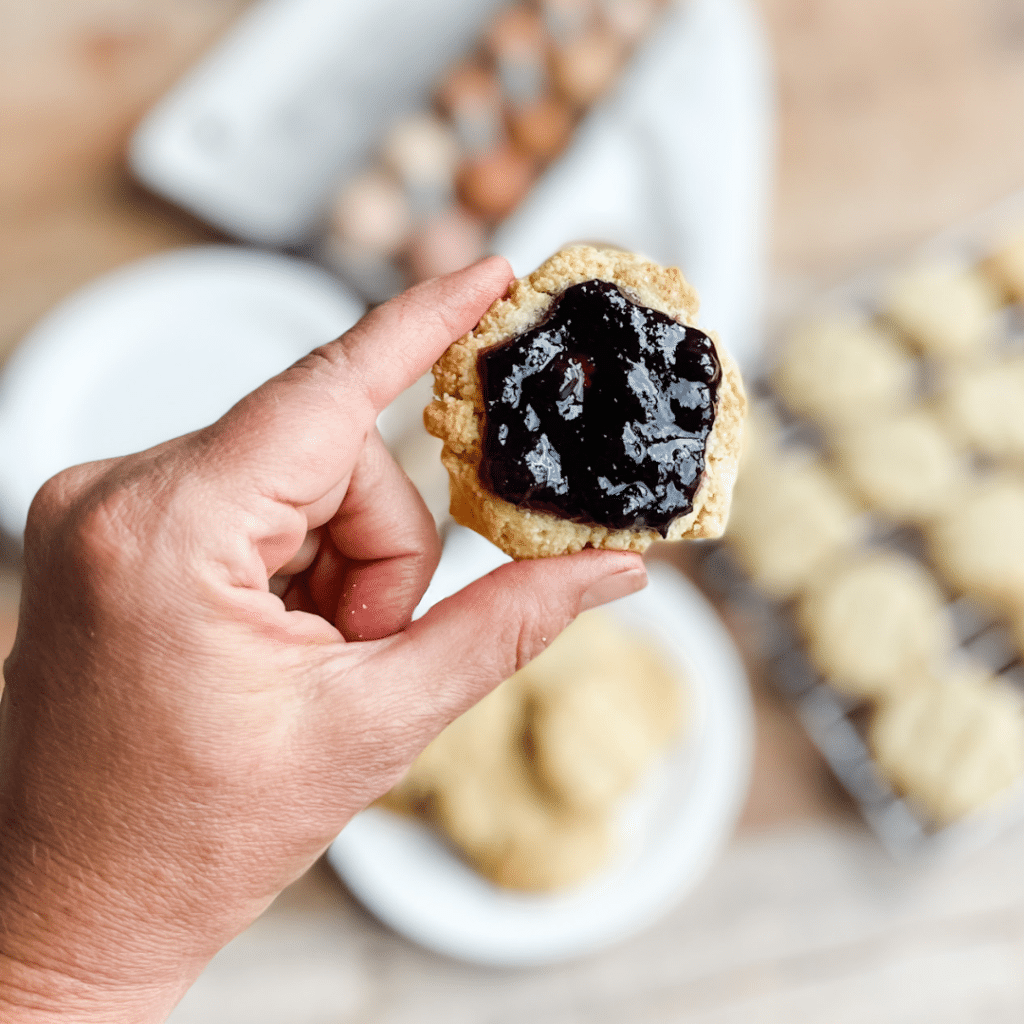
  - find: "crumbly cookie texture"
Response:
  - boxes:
[831,408,966,525]
[797,551,953,700]
[424,244,746,559]
[927,474,1024,614]
[774,316,914,428]
[870,668,1024,825]
[882,262,1001,361]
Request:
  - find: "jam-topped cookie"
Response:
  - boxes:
[425,245,746,558]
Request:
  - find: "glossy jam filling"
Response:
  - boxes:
[478,279,720,535]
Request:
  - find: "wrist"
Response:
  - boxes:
[0,845,191,1024]
[0,952,174,1024]
[0,758,198,1023]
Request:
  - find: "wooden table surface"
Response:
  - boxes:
[4,1,1024,1020]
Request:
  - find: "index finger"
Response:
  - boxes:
[203,256,513,508]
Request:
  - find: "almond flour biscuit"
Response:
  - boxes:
[832,408,965,525]
[882,263,1001,361]
[519,610,683,812]
[984,230,1024,302]
[425,245,746,559]
[927,474,1024,614]
[382,673,524,817]
[389,677,610,891]
[797,551,953,700]
[432,744,611,891]
[726,452,863,601]
[938,357,1024,467]
[870,668,1024,824]
[774,316,914,428]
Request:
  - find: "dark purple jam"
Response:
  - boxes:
[477,279,720,535]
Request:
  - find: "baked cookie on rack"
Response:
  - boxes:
[869,667,1024,824]
[831,408,965,525]
[927,474,1024,614]
[939,357,1024,467]
[797,550,953,700]
[726,451,863,601]
[425,245,746,559]
[882,262,1001,361]
[774,316,914,429]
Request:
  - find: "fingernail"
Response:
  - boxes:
[578,567,648,613]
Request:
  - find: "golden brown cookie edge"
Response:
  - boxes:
[425,244,746,559]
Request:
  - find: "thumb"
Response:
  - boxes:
[375,550,648,724]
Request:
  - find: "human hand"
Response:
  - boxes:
[0,257,647,1023]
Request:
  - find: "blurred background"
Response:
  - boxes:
[5,1,1024,1021]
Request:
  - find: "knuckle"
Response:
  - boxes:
[296,342,354,386]
[68,487,139,567]
[23,464,98,556]
[26,467,81,533]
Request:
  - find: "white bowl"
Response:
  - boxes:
[327,527,753,966]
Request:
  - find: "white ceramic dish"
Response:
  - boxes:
[0,246,364,539]
[327,526,753,967]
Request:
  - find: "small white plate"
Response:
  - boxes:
[327,527,753,967]
[0,246,364,539]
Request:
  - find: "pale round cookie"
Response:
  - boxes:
[832,408,965,524]
[984,230,1024,301]
[927,474,1024,613]
[433,750,610,892]
[726,452,863,601]
[882,263,1001,361]
[389,677,611,891]
[938,357,1024,466]
[870,668,1024,824]
[424,244,746,559]
[797,550,953,699]
[773,315,914,428]
[383,674,524,815]
[521,611,683,812]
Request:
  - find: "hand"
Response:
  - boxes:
[0,258,647,1023]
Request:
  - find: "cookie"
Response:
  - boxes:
[938,357,1024,467]
[425,245,746,559]
[727,451,863,600]
[984,231,1024,302]
[391,677,610,891]
[882,263,1001,361]
[869,668,1024,824]
[433,741,611,892]
[384,673,524,816]
[520,610,683,812]
[831,408,965,525]
[773,316,914,428]
[927,474,1024,614]
[797,551,953,699]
